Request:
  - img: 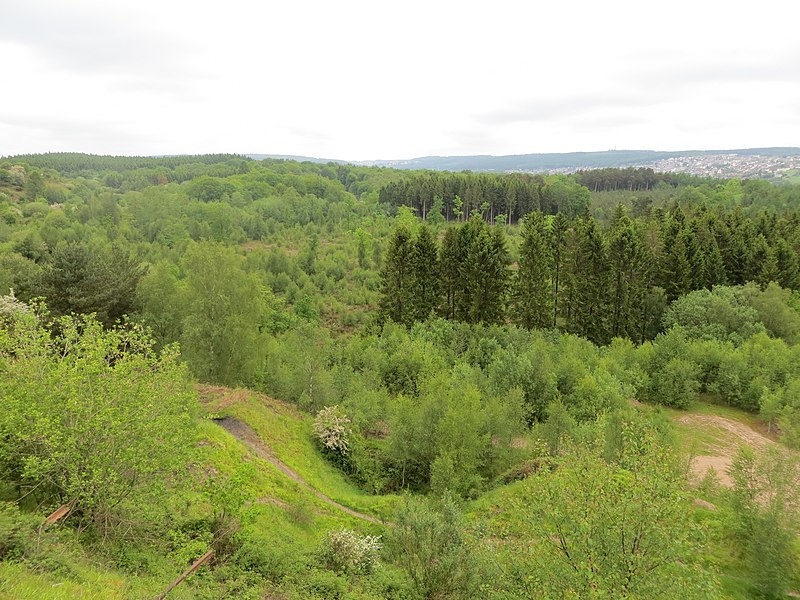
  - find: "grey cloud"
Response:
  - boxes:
[0,1,201,79]
[0,113,158,151]
[475,93,660,126]
[623,49,800,89]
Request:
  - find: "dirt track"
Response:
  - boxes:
[213,416,383,524]
[677,414,776,487]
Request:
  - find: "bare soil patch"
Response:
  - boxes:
[677,414,776,487]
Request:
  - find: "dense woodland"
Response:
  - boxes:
[1,153,799,599]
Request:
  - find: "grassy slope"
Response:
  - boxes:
[4,389,795,599]
[0,388,395,599]
[468,400,799,599]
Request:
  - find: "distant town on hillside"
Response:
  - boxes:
[249,147,800,182]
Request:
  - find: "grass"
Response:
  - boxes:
[0,388,397,599]
[0,561,127,600]
[664,396,767,455]
[209,388,401,523]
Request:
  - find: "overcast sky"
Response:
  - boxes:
[1,0,798,160]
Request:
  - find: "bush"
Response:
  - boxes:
[234,536,302,582]
[318,528,382,576]
[301,569,348,599]
[0,502,35,561]
[313,405,352,457]
[385,494,483,599]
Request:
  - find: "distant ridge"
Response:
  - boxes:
[247,153,347,164]
[247,147,800,174]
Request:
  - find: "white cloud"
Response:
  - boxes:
[2,0,799,159]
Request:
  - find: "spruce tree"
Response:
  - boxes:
[379,225,414,325]
[439,227,462,320]
[608,211,649,339]
[514,212,552,329]
[410,224,440,322]
[550,212,569,327]
[478,225,511,325]
[568,215,610,344]
[775,237,800,289]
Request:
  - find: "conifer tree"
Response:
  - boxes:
[479,225,512,325]
[379,225,414,325]
[757,245,780,287]
[568,215,610,344]
[410,224,440,322]
[608,210,649,339]
[549,212,569,327]
[513,212,552,329]
[775,237,800,289]
[659,211,693,301]
[439,227,462,320]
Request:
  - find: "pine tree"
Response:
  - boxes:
[439,227,462,320]
[410,224,440,322]
[608,211,649,339]
[775,237,800,289]
[513,212,552,329]
[379,225,414,325]
[563,215,610,344]
[550,212,569,327]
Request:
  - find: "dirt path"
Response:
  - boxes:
[677,414,776,487]
[213,416,383,525]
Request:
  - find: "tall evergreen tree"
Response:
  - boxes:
[456,217,510,325]
[439,227,462,320]
[410,224,440,322]
[775,237,800,289]
[513,212,552,329]
[564,215,610,344]
[608,210,649,339]
[379,225,414,325]
[549,212,569,328]
[478,224,512,325]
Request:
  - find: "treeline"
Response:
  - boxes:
[6,152,250,176]
[574,167,720,192]
[378,172,591,223]
[380,204,800,344]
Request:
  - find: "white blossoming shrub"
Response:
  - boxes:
[313,405,351,456]
[319,528,382,575]
[0,291,29,318]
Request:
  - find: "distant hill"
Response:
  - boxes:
[247,153,348,164]
[247,148,800,177]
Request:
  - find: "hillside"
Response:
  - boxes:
[242,148,800,180]
[0,386,394,599]
[2,154,800,598]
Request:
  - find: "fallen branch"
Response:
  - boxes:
[155,550,214,600]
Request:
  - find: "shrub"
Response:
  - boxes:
[318,528,382,576]
[313,405,352,456]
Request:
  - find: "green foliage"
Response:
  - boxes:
[0,310,196,538]
[38,242,144,327]
[0,502,37,561]
[513,211,552,329]
[317,528,382,576]
[729,446,800,599]
[379,225,414,325]
[179,241,269,385]
[385,494,484,599]
[500,439,719,598]
[663,286,765,344]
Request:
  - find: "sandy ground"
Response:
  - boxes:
[677,414,775,487]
